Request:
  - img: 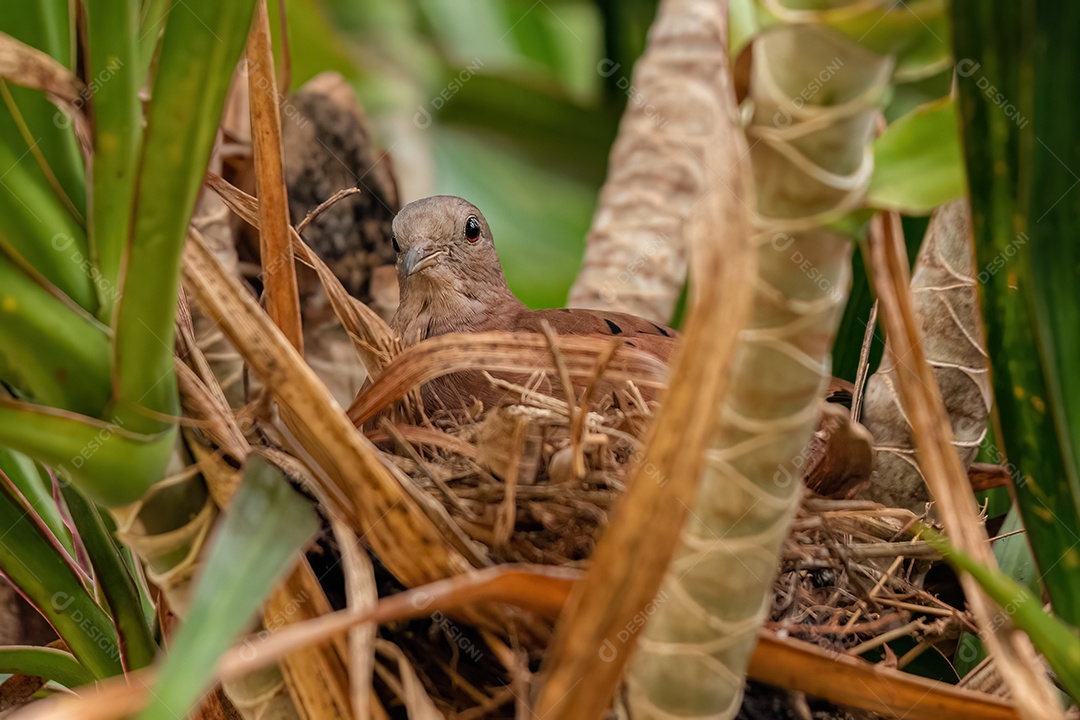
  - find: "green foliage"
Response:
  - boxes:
[0,646,95,689]
[927,529,1080,703]
[62,485,157,671]
[0,472,120,679]
[953,0,1080,628]
[138,455,319,720]
[867,97,965,214]
[0,0,255,505]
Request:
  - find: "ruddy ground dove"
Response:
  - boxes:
[390,196,678,409]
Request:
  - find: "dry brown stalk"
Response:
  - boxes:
[868,211,1061,718]
[245,0,303,353]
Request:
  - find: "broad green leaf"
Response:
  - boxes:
[926,530,1080,703]
[0,398,175,507]
[0,471,121,678]
[112,0,256,435]
[953,0,1080,627]
[0,255,111,416]
[0,448,72,556]
[755,0,950,81]
[138,454,319,720]
[86,0,144,322]
[62,485,157,670]
[866,97,965,215]
[0,646,94,688]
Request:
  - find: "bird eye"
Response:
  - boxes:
[464,216,481,242]
[392,235,400,253]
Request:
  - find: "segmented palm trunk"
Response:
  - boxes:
[627,26,892,718]
[567,0,721,322]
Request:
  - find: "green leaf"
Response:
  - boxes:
[953,0,1080,628]
[0,254,111,416]
[112,0,256,434]
[85,0,145,322]
[866,97,965,215]
[138,454,319,720]
[62,485,158,670]
[138,0,172,73]
[0,398,175,507]
[0,109,93,311]
[0,448,72,556]
[955,507,1036,676]
[0,471,121,678]
[755,0,951,81]
[0,0,87,217]
[0,646,95,688]
[926,529,1080,703]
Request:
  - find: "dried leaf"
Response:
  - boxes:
[863,200,992,511]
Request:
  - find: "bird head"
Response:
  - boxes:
[391,195,510,301]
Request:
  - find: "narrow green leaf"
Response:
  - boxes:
[0,254,111,416]
[866,97,965,215]
[955,507,1036,676]
[0,0,86,216]
[139,0,172,73]
[0,447,72,556]
[0,398,175,507]
[926,530,1080,703]
[0,646,95,688]
[0,472,121,678]
[138,454,319,720]
[0,121,94,311]
[112,0,256,434]
[85,0,144,322]
[61,485,158,671]
[953,0,1080,627]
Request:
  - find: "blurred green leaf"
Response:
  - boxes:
[0,646,94,688]
[433,126,591,308]
[953,0,1080,628]
[138,454,319,720]
[0,470,121,678]
[756,0,950,81]
[867,97,965,215]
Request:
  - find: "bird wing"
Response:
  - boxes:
[521,308,679,362]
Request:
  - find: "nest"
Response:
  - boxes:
[319,371,967,718]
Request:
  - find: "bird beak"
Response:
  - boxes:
[403,243,446,277]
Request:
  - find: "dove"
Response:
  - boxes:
[390,196,678,410]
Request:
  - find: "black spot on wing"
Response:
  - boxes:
[605,319,623,335]
[625,341,636,348]
[652,323,672,337]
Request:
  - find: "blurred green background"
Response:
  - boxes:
[280,0,659,309]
